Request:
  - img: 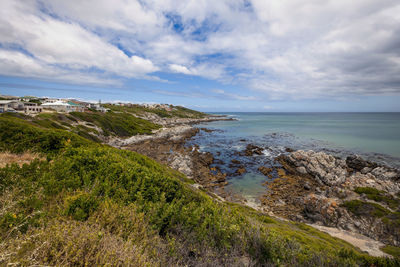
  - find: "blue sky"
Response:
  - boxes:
[1,0,400,112]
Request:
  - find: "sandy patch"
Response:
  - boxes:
[309,224,391,258]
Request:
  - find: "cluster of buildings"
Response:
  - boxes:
[0,95,109,114]
[0,94,178,115]
[115,102,173,111]
[0,99,42,114]
[142,103,174,111]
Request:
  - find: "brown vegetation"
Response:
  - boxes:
[0,152,43,168]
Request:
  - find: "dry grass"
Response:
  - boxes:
[1,220,157,266]
[0,201,162,266]
[0,152,43,168]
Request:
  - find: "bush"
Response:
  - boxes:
[342,200,390,218]
[354,187,400,210]
[381,245,400,259]
[0,116,91,154]
[69,111,160,137]
[65,192,99,221]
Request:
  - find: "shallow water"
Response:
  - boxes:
[189,112,400,201]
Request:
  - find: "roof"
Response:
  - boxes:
[41,101,69,106]
[67,101,82,106]
[0,100,18,104]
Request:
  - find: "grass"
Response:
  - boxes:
[381,245,400,259]
[0,110,161,141]
[354,187,400,210]
[0,116,399,266]
[342,200,391,218]
[69,111,160,137]
[105,104,207,119]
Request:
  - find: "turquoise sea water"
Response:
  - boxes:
[190,112,400,201]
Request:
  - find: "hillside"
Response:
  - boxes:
[104,103,207,119]
[0,104,208,143]
[0,114,399,266]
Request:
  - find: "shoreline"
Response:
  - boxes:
[109,115,399,258]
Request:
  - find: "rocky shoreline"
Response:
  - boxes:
[262,150,400,248]
[109,115,400,257]
[109,116,235,200]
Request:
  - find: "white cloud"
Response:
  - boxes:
[169,64,192,75]
[0,0,158,84]
[0,0,400,99]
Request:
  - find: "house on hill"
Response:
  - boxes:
[24,102,42,113]
[0,100,24,112]
[41,100,84,113]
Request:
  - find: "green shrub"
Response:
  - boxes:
[381,245,400,258]
[342,200,390,218]
[65,192,99,221]
[69,111,160,137]
[354,187,400,210]
[104,104,207,119]
[0,116,91,154]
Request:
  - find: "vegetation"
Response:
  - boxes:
[1,110,160,142]
[28,98,42,105]
[105,103,207,119]
[354,187,400,210]
[342,199,400,237]
[381,245,400,259]
[0,117,398,266]
[342,200,391,218]
[69,111,160,137]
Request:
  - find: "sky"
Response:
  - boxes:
[0,0,400,112]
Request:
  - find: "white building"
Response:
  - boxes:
[0,100,24,112]
[43,98,64,104]
[41,101,84,113]
[88,103,109,113]
[24,102,42,113]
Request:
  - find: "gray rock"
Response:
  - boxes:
[304,182,311,190]
[286,150,347,186]
[361,167,371,174]
[371,167,398,180]
[296,166,307,174]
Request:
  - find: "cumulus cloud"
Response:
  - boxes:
[0,0,158,84]
[0,0,399,98]
[169,64,192,75]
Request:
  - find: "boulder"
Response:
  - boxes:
[258,166,273,176]
[296,166,307,174]
[235,167,246,175]
[170,154,192,177]
[286,150,347,186]
[371,167,399,181]
[346,155,377,172]
[244,144,264,156]
[231,159,241,165]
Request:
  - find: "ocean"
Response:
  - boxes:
[189,112,400,202]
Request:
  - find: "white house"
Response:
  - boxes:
[24,102,42,113]
[0,100,24,112]
[41,101,84,113]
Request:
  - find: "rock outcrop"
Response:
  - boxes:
[268,150,400,247]
[258,166,273,176]
[285,150,348,186]
[244,144,264,156]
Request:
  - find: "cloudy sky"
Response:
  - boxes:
[1,0,400,111]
